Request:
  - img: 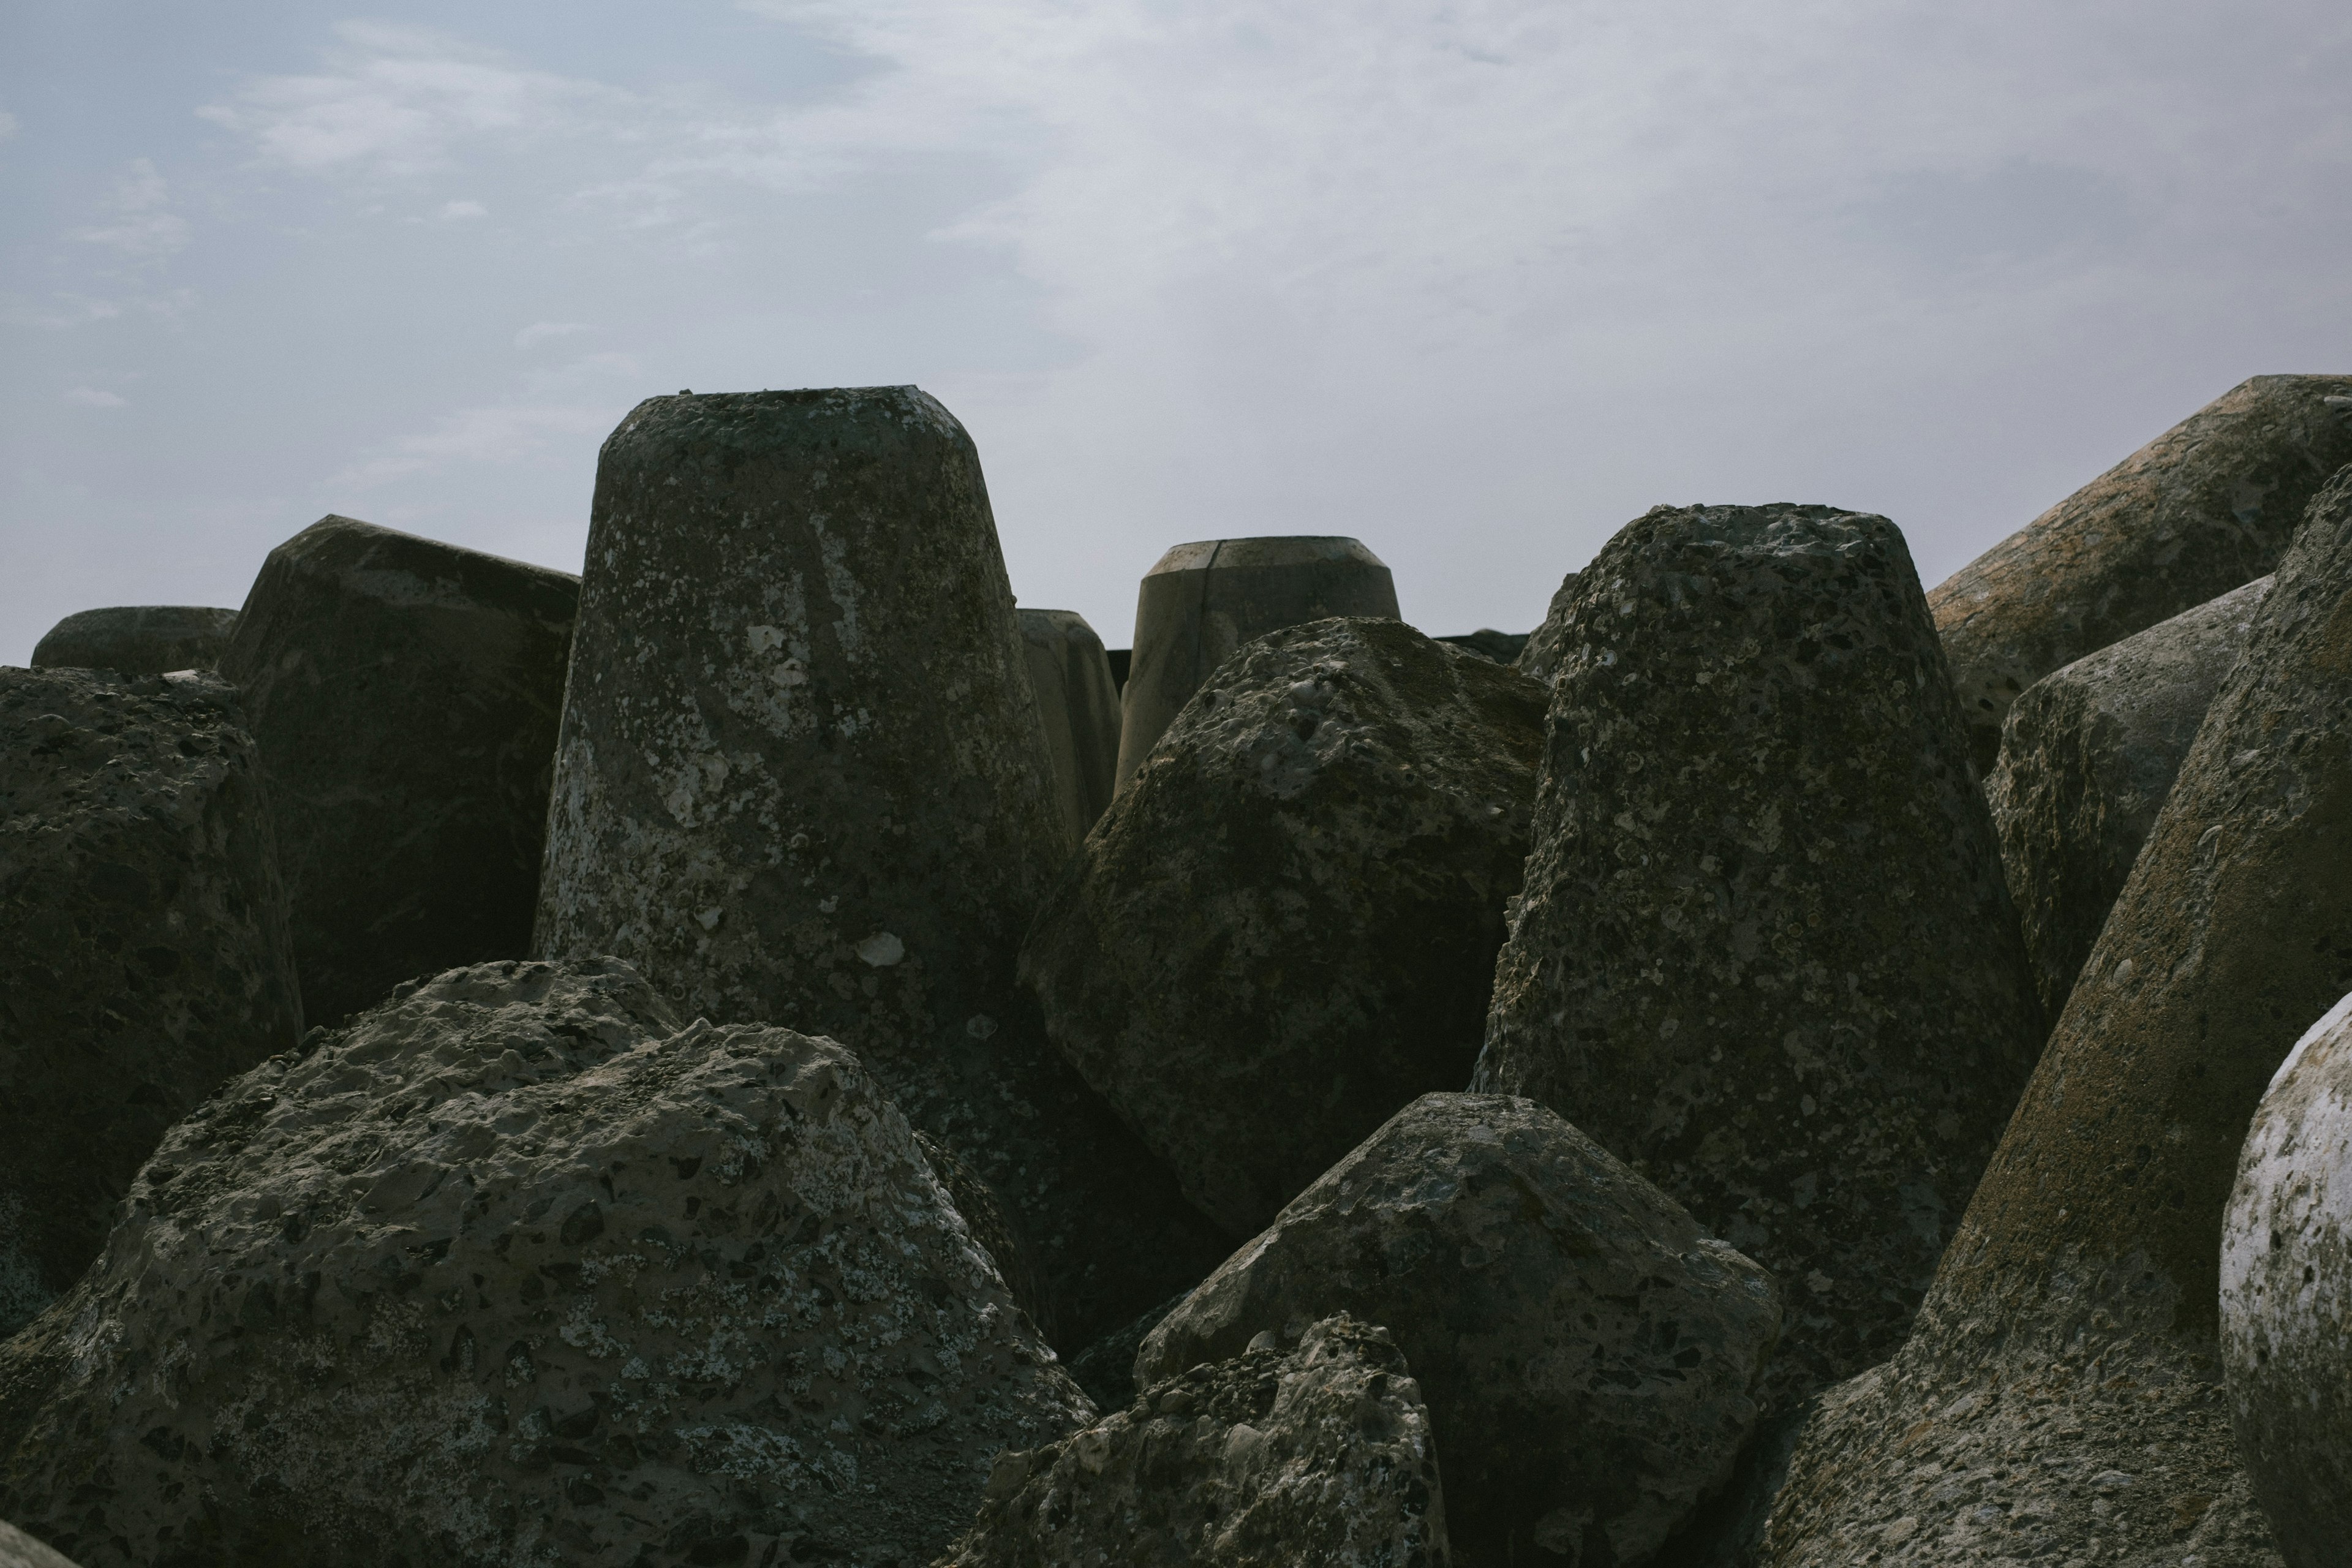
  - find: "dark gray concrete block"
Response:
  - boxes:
[1760,468,2352,1568]
[1933,374,2352,774]
[1987,575,2271,1020]
[29,606,238,674]
[218,515,578,1026]
[0,668,300,1336]
[1476,504,2043,1406]
[1018,608,1121,847]
[1114,538,1398,791]
[533,387,1230,1348]
[1512,570,1581,687]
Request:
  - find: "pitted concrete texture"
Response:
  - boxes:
[1512,570,1581,687]
[1023,617,1545,1237]
[1140,1094,1781,1568]
[1933,374,2352,774]
[1114,537,1399,791]
[2223,992,2352,1567]
[1987,575,2271,1020]
[0,667,300,1337]
[0,958,1093,1568]
[935,1314,1450,1568]
[219,514,578,1025]
[1758,467,2352,1568]
[1017,608,1122,847]
[533,388,1229,1347]
[30,606,238,674]
[1476,504,2042,1406]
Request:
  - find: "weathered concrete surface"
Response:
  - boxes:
[29,606,237,674]
[1934,374,2352,773]
[0,1520,79,1568]
[1475,504,2043,1405]
[0,668,300,1336]
[1140,1093,1781,1568]
[1758,467,2352,1568]
[936,1314,1450,1568]
[0,958,1093,1568]
[918,1129,1054,1344]
[1024,618,1545,1237]
[1018,608,1122,847]
[1066,1290,1190,1414]
[533,388,1229,1348]
[219,514,577,1025]
[2222,992,2352,1567]
[1434,629,1528,664]
[1987,575,2271,1020]
[1114,538,1399,791]
[1512,570,1581,687]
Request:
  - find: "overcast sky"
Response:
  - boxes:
[5,1,2350,663]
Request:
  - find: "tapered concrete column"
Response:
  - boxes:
[534,387,1229,1342]
[1113,537,1397,791]
[1017,608,1121,847]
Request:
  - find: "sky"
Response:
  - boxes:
[4,1,2351,663]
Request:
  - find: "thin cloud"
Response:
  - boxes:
[514,321,590,348]
[439,198,488,220]
[64,387,126,408]
[330,402,619,489]
[72,160,189,258]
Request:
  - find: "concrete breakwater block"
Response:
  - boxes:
[2223,993,2352,1568]
[1511,569,1581,686]
[1987,573,2271,1021]
[1933,374,2352,773]
[29,605,238,674]
[1757,466,2352,1567]
[534,387,1229,1346]
[1018,608,1122,846]
[0,668,300,1337]
[1138,1093,1781,1568]
[219,515,578,1026]
[1022,617,1545,1237]
[1114,537,1398,791]
[0,959,1093,1568]
[936,1314,1451,1568]
[1476,503,2043,1406]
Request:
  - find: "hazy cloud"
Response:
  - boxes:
[63,387,126,408]
[72,159,189,258]
[514,321,590,348]
[438,198,487,220]
[330,402,621,489]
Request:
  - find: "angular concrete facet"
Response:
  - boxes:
[1114,538,1398,791]
[1987,574,2271,1020]
[1511,570,1581,687]
[1760,467,2352,1568]
[1017,608,1122,847]
[534,388,1229,1346]
[0,668,300,1336]
[1934,374,2352,772]
[29,606,238,674]
[1476,504,2043,1406]
[219,515,578,1025]
[0,959,1091,1568]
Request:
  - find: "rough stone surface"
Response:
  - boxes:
[1023,617,1546,1237]
[918,1130,1055,1346]
[1066,1291,1189,1414]
[0,1520,79,1568]
[1114,538,1400,791]
[1434,629,1528,665]
[1140,1093,1782,1568]
[1987,574,2272,1020]
[219,514,578,1025]
[1933,374,2352,773]
[1512,571,1582,687]
[1017,609,1121,848]
[1474,504,2043,1404]
[936,1314,1449,1568]
[2222,992,2352,1567]
[0,957,1093,1568]
[1757,467,2352,1568]
[0,668,301,1336]
[533,388,1229,1348]
[29,607,238,675]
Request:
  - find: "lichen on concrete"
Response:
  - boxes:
[0,957,1093,1568]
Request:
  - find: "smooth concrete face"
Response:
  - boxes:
[1114,537,1398,790]
[1018,609,1121,848]
[31,605,239,674]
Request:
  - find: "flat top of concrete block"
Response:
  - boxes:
[1144,537,1389,576]
[268,514,580,606]
[612,385,968,453]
